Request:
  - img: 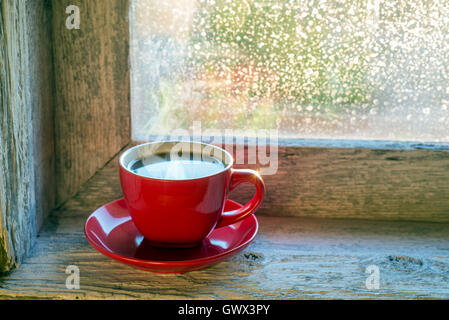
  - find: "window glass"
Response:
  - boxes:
[131,0,449,142]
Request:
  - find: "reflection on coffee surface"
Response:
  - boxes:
[128,152,225,180]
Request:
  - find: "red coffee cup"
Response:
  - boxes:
[119,141,265,248]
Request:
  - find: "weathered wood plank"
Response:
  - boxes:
[228,146,449,222]
[2,216,449,299]
[26,0,56,231]
[1,155,448,299]
[0,0,55,273]
[131,141,449,222]
[51,0,130,205]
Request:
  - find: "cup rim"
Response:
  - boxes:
[119,140,234,181]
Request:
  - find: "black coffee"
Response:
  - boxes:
[128,152,226,180]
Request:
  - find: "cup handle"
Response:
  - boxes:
[216,169,265,228]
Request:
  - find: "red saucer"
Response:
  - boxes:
[84,198,258,273]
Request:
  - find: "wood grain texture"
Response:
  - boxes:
[131,140,449,222]
[0,155,449,299]
[51,0,130,205]
[228,145,449,222]
[0,0,55,273]
[26,0,56,231]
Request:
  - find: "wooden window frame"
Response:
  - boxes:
[1,0,449,275]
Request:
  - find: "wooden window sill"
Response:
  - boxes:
[1,154,449,300]
[3,0,449,295]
